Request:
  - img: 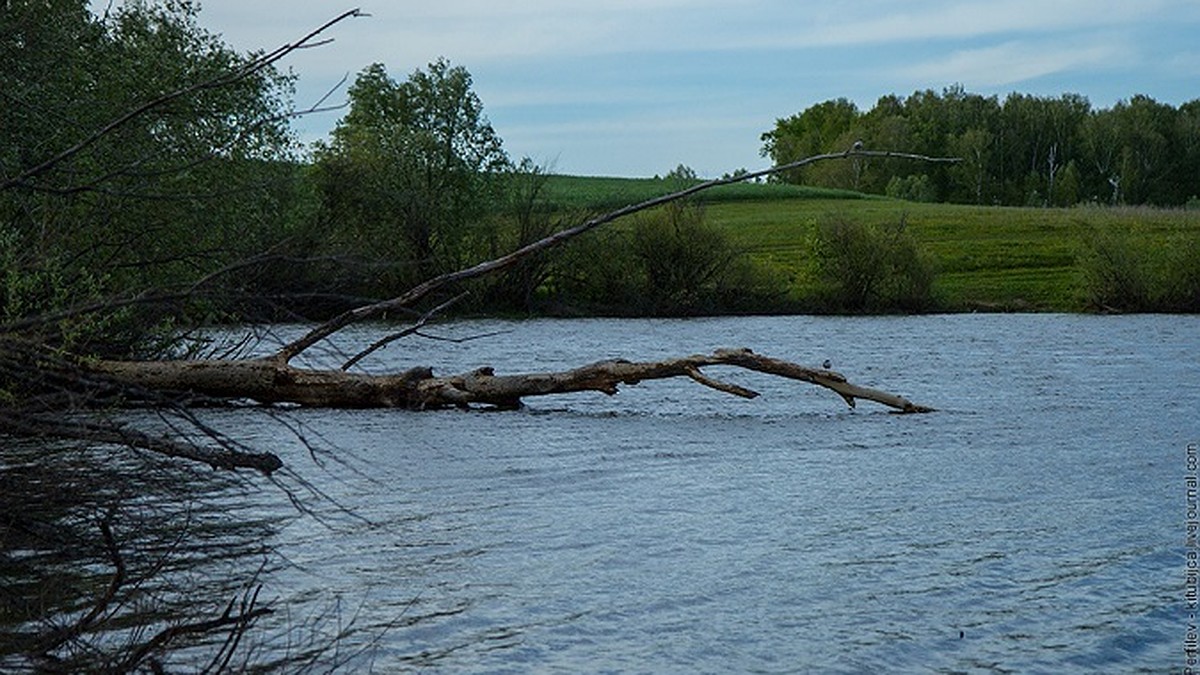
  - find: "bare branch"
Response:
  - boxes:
[1,413,284,474]
[684,365,759,399]
[340,291,470,371]
[29,512,128,657]
[116,585,272,673]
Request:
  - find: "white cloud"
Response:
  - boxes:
[364,0,1180,58]
[791,0,1170,47]
[92,0,1195,61]
[896,37,1131,87]
[92,0,1185,73]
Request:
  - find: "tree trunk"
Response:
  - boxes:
[88,348,933,413]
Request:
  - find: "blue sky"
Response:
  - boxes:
[97,1,1200,177]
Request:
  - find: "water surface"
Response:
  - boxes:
[220,314,1197,672]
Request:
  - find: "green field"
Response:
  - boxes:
[543,175,1200,312]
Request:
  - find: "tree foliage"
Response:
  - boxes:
[763,87,1200,207]
[1,0,301,354]
[311,59,510,294]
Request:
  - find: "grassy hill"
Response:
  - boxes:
[542,175,1200,312]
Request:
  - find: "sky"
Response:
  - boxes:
[93,0,1200,177]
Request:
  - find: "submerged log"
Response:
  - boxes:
[88,348,934,414]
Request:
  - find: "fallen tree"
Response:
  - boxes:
[90,347,933,413]
[4,145,949,478]
[72,146,945,463]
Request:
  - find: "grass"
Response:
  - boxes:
[542,175,1200,312]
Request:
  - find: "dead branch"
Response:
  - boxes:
[115,585,272,673]
[29,513,128,658]
[86,347,934,414]
[2,413,284,474]
[7,148,945,478]
[339,291,470,371]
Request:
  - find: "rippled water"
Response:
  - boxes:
[216,315,1197,672]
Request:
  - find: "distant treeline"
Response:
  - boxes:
[762,87,1200,207]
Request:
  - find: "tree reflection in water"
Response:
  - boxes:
[0,439,288,672]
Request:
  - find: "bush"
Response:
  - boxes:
[808,215,936,312]
[1077,226,1200,312]
[1076,226,1152,311]
[546,199,789,316]
[627,201,729,314]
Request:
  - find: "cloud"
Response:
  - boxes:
[365,0,1180,58]
[790,0,1169,47]
[896,37,1132,88]
[176,0,1163,68]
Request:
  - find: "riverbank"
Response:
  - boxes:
[543,175,1200,313]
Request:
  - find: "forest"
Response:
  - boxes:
[762,88,1200,207]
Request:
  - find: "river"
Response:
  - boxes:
[129,315,1200,671]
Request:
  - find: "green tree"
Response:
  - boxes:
[857,104,915,193]
[1176,100,1200,203]
[1,0,300,348]
[1053,160,1082,206]
[948,128,995,204]
[763,87,1200,206]
[476,158,565,312]
[312,59,510,292]
[761,98,859,184]
[1,2,352,671]
[1114,95,1177,205]
[1080,107,1125,203]
[993,93,1090,206]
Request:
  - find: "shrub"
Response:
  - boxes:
[809,215,936,312]
[1076,226,1200,312]
[1076,226,1153,311]
[547,199,789,316]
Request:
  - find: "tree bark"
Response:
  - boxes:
[87,347,933,413]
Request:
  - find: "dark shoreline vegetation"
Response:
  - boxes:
[2,0,1198,670]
